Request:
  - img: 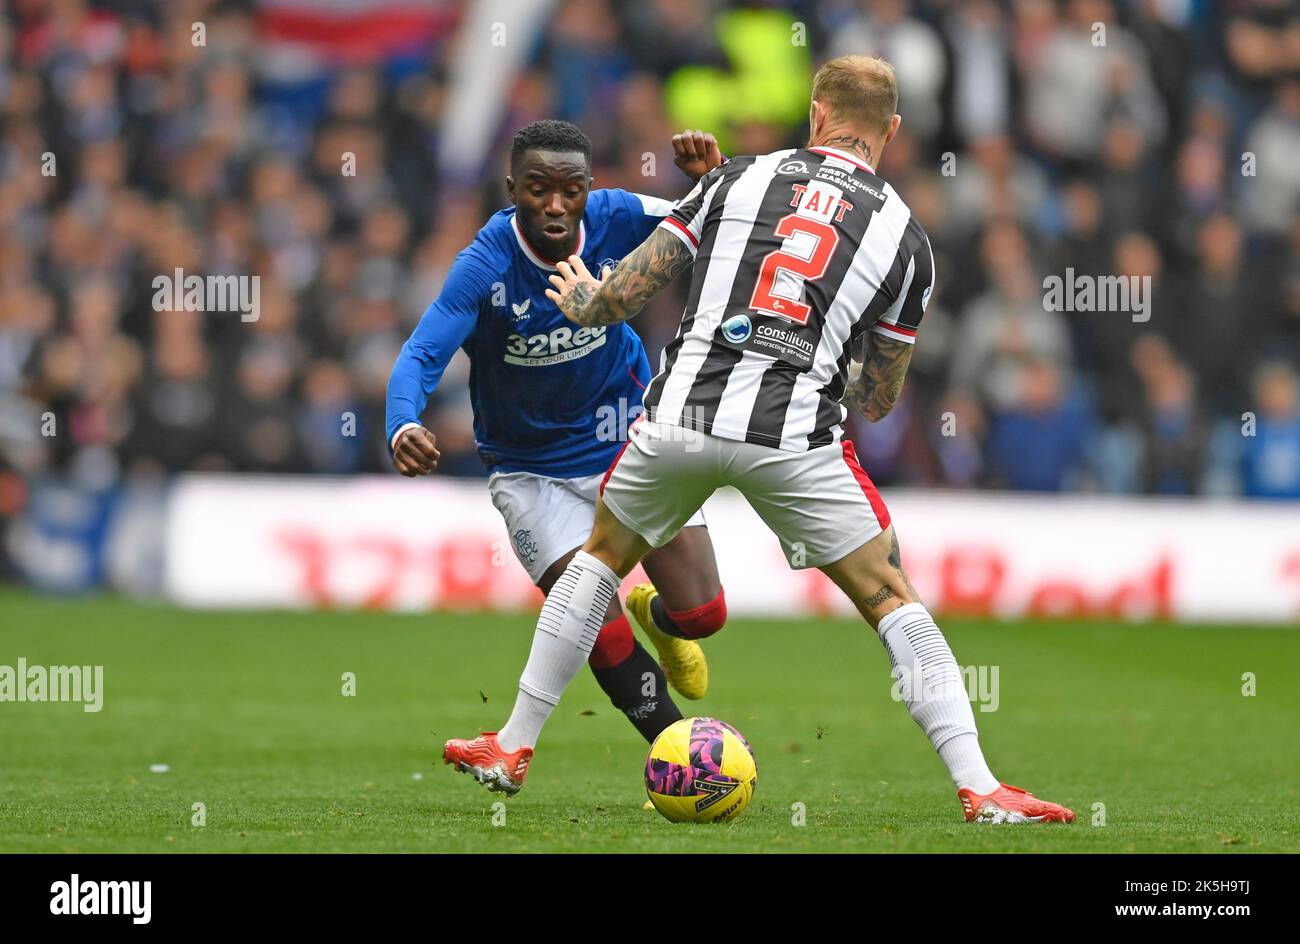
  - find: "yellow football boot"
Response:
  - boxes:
[625,583,708,700]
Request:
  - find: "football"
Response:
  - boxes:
[644,716,757,823]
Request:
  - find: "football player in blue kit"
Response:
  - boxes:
[386,121,730,784]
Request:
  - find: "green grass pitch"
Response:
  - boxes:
[1,589,1296,853]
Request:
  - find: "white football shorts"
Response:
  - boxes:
[600,419,891,570]
[488,466,707,584]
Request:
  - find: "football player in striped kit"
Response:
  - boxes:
[445,58,1074,825]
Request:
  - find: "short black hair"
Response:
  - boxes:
[510,120,591,175]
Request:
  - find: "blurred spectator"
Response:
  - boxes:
[948,220,1072,412]
[1241,362,1300,500]
[300,360,365,474]
[1019,0,1167,166]
[546,0,631,132]
[224,341,302,473]
[985,358,1094,492]
[1082,233,1167,424]
[943,0,1013,143]
[125,319,218,473]
[1241,80,1300,237]
[621,0,728,78]
[826,0,946,139]
[928,389,986,489]
[1174,213,1258,413]
[943,134,1051,237]
[1130,337,1207,495]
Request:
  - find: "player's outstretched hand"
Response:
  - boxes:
[392,426,440,476]
[546,255,611,326]
[672,129,724,181]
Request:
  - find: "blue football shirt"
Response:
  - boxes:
[386,188,676,478]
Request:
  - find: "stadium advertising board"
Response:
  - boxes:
[165,476,1300,624]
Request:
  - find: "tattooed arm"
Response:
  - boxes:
[545,227,693,328]
[842,334,913,422]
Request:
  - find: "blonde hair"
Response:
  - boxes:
[811,55,898,133]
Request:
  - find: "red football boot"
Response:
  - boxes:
[442,733,533,795]
[958,782,1076,824]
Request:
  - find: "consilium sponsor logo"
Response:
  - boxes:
[50,875,151,924]
[756,323,814,358]
[0,658,103,712]
[721,314,752,344]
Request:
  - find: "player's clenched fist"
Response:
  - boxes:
[392,426,441,476]
[672,129,723,180]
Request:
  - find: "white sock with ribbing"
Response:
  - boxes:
[497,551,619,752]
[877,602,1000,794]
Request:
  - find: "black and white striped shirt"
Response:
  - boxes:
[644,145,934,452]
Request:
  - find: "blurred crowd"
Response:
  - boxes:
[1,0,1298,501]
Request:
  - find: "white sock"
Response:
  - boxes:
[937,733,998,794]
[877,602,1000,794]
[497,551,618,752]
